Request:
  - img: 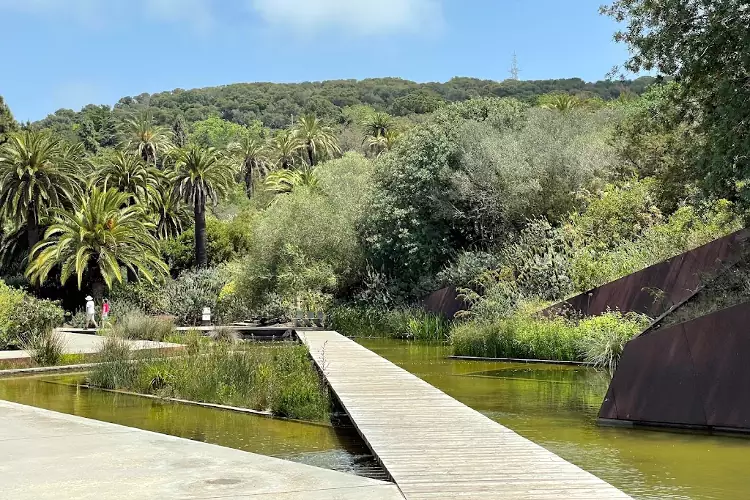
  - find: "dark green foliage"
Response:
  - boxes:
[32,78,653,139]
[172,115,189,148]
[77,118,99,153]
[602,0,750,212]
[0,96,18,145]
[162,217,252,273]
[609,83,698,212]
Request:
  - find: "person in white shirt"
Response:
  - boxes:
[85,295,98,329]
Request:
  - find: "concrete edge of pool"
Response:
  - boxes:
[0,400,405,499]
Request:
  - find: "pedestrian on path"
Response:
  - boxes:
[85,295,98,330]
[102,299,110,323]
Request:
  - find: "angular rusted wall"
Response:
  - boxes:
[423,286,465,319]
[544,228,750,318]
[599,300,750,432]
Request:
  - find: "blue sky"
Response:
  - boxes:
[1,0,632,122]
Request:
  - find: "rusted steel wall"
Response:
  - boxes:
[423,286,465,319]
[598,300,750,432]
[544,228,750,318]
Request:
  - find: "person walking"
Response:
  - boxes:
[102,299,110,324]
[85,295,98,330]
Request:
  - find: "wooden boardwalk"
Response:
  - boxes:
[299,331,631,500]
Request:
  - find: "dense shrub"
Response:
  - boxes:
[571,199,741,291]
[162,216,252,274]
[451,311,649,364]
[0,281,27,349]
[362,101,620,299]
[5,294,65,349]
[20,330,66,366]
[164,267,228,325]
[235,153,373,315]
[111,312,175,342]
[328,306,418,338]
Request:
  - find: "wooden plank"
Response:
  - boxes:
[299,331,631,500]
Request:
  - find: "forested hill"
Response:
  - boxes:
[33,76,656,134]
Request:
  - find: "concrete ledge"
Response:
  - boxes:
[449,355,593,366]
[0,400,404,499]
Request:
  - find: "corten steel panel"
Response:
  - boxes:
[602,324,707,426]
[546,228,750,318]
[423,286,465,319]
[683,302,750,429]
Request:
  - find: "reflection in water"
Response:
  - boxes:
[0,374,384,479]
[358,338,750,500]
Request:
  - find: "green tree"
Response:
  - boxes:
[228,135,269,197]
[170,146,235,267]
[0,130,83,249]
[601,0,750,209]
[363,112,393,139]
[121,112,172,166]
[78,118,99,154]
[172,115,189,148]
[26,187,168,299]
[270,129,304,170]
[191,116,246,148]
[92,151,161,205]
[0,96,18,145]
[296,114,341,166]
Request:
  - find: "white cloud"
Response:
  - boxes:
[249,0,444,36]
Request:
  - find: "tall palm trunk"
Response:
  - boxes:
[27,205,39,250]
[194,195,207,267]
[306,142,316,166]
[244,160,254,197]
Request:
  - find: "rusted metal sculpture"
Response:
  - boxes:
[599,300,750,433]
[544,228,750,318]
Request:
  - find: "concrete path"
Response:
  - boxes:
[299,331,631,500]
[0,332,180,361]
[0,400,404,499]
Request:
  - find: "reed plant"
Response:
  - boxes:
[87,341,330,421]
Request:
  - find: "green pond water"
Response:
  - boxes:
[2,339,749,499]
[0,373,383,478]
[357,339,750,500]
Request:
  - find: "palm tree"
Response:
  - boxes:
[0,130,83,250]
[296,114,341,166]
[170,146,235,267]
[264,166,319,195]
[365,129,400,157]
[26,187,168,300]
[92,151,161,205]
[122,112,172,166]
[363,112,393,139]
[150,175,192,240]
[228,135,269,197]
[540,93,581,112]
[269,129,304,170]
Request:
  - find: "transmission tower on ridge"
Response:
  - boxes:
[509,53,520,80]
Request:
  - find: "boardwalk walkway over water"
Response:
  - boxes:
[299,331,631,500]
